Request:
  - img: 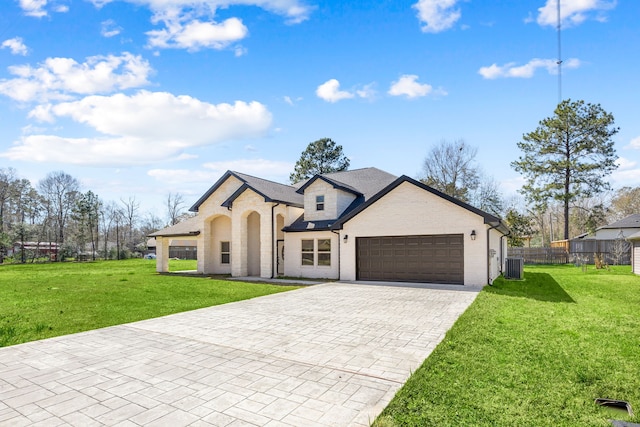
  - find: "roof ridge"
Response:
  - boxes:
[232,171,295,189]
[322,166,386,176]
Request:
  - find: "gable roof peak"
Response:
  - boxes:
[190,170,302,211]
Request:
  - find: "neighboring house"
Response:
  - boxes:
[570,214,640,265]
[150,168,510,286]
[146,236,198,260]
[591,214,640,240]
[629,231,640,275]
[8,242,60,260]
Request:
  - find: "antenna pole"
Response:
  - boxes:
[557,0,562,104]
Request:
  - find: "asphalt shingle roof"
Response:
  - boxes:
[599,213,640,229]
[314,167,398,202]
[149,215,200,237]
[232,172,303,206]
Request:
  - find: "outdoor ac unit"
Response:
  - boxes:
[505,257,524,279]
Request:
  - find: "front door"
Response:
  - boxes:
[277,240,284,275]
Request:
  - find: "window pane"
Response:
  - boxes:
[221,241,230,252]
[301,253,314,265]
[316,195,324,203]
[221,253,230,264]
[317,239,331,251]
[301,239,314,251]
[318,253,331,266]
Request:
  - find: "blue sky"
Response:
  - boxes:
[1,0,638,214]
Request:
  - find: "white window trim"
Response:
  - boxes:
[300,238,332,268]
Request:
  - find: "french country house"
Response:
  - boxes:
[150,167,510,286]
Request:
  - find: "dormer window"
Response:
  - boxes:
[316,195,325,211]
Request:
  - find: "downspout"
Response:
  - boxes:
[271,203,280,278]
[330,229,341,280]
[499,232,510,276]
[486,223,500,285]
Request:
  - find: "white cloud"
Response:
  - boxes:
[316,79,354,103]
[89,0,311,23]
[2,91,272,166]
[29,91,272,145]
[1,37,29,56]
[4,135,180,166]
[53,4,69,13]
[19,0,48,17]
[616,157,637,170]
[0,52,152,102]
[88,0,311,51]
[19,0,68,17]
[627,136,640,149]
[101,19,123,38]
[148,159,293,185]
[413,0,461,33]
[146,17,248,51]
[536,0,616,27]
[356,83,377,101]
[478,57,581,79]
[388,74,444,98]
[611,157,640,186]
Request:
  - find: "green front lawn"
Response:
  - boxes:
[0,259,299,347]
[375,265,640,426]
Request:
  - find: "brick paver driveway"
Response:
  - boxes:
[0,282,478,426]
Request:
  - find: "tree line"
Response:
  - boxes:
[0,169,189,263]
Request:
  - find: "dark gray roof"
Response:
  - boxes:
[330,175,510,235]
[232,172,303,206]
[295,175,362,196]
[187,168,509,236]
[191,171,303,211]
[282,217,336,232]
[599,214,640,230]
[149,215,201,237]
[284,168,398,232]
[317,167,397,202]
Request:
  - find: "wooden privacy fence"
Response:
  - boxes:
[507,247,569,264]
[508,239,631,265]
[569,239,631,265]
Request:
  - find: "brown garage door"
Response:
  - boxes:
[356,234,464,284]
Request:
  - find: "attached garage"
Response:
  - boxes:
[356,234,464,284]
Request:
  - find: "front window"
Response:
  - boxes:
[301,239,331,267]
[221,241,230,264]
[316,195,325,211]
[301,239,314,265]
[317,239,331,266]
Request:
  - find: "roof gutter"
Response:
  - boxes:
[486,223,500,286]
[330,229,341,280]
[148,231,201,238]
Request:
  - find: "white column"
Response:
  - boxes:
[156,237,169,273]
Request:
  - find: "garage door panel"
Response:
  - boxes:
[356,234,464,284]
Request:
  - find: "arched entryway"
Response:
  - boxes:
[207,215,231,274]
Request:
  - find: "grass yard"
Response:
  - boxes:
[375,265,640,427]
[0,259,299,347]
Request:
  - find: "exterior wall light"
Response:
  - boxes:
[343,234,348,243]
[470,230,477,241]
